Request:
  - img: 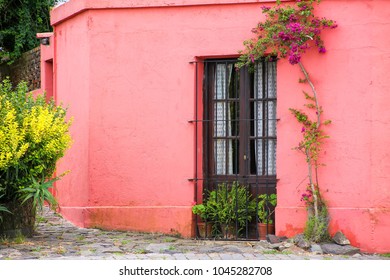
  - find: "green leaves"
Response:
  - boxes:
[18,176,58,211]
[192,204,208,220]
[0,193,11,222]
[206,182,256,232]
[257,194,277,224]
[0,0,56,63]
[237,0,336,68]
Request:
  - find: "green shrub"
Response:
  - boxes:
[257,193,277,224]
[206,182,256,235]
[0,78,72,215]
[304,204,330,243]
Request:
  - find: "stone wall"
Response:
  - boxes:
[0,47,41,91]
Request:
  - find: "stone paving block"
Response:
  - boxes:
[173,253,188,260]
[197,254,211,260]
[184,253,200,260]
[102,246,123,254]
[207,253,222,260]
[253,254,269,260]
[146,244,171,253]
[122,254,139,260]
[147,253,175,260]
[221,245,243,253]
[135,254,149,260]
[220,253,235,260]
[274,254,293,260]
[242,253,257,260]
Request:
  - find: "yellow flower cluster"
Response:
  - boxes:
[0,99,29,169]
[22,105,73,176]
[0,79,72,179]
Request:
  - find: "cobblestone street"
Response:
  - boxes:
[0,208,388,260]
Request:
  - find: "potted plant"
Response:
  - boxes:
[206,182,256,239]
[0,79,72,237]
[192,203,213,238]
[257,193,277,240]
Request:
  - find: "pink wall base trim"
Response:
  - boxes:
[60,206,194,238]
[277,206,390,253]
[58,207,88,228]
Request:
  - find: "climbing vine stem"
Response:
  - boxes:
[237,0,337,242]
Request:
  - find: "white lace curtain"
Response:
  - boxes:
[214,63,233,175]
[255,61,277,176]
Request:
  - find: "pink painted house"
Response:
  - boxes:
[38,0,390,253]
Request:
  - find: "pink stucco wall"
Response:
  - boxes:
[36,33,54,100]
[49,0,390,252]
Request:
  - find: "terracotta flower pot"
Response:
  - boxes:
[221,224,236,239]
[257,223,275,240]
[196,222,213,238]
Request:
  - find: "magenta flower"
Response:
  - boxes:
[261,6,270,12]
[250,54,255,63]
[301,127,306,133]
[288,52,301,65]
[290,43,299,53]
[289,14,298,22]
[311,27,321,35]
[301,43,309,50]
[319,46,326,53]
[278,31,292,41]
[311,18,320,28]
[287,22,303,33]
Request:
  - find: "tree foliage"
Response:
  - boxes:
[0,0,56,63]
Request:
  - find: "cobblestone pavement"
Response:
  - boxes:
[0,208,389,260]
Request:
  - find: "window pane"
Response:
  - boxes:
[255,60,277,99]
[267,139,277,175]
[229,66,240,99]
[266,61,277,99]
[252,101,263,137]
[214,139,226,174]
[214,102,226,137]
[229,101,239,137]
[213,137,239,175]
[231,139,239,174]
[252,138,276,176]
[267,101,276,137]
[214,64,226,100]
[252,60,277,176]
[250,139,258,175]
[255,62,264,99]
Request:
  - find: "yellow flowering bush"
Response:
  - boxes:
[0,78,72,219]
[22,105,72,179]
[0,99,29,169]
